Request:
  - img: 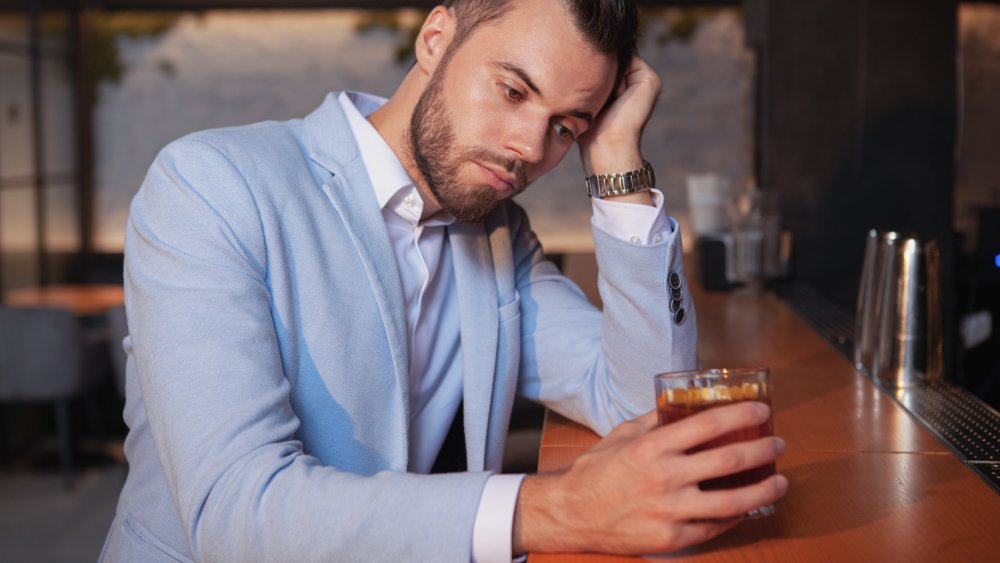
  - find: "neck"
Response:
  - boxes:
[367,71,443,220]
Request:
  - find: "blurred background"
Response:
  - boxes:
[0,1,998,561]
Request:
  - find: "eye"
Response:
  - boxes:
[553,122,575,140]
[499,82,524,102]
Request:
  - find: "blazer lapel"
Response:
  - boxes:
[321,172,409,409]
[306,93,411,437]
[448,221,499,472]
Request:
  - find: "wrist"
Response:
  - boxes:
[581,139,642,176]
[513,473,580,554]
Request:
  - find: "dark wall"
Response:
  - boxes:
[749,0,958,375]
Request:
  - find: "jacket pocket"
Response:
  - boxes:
[119,514,195,563]
[498,290,521,323]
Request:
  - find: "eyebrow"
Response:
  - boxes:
[490,61,594,125]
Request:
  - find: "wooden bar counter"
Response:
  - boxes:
[4,284,124,316]
[530,283,1000,562]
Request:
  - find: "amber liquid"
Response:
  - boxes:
[658,400,775,491]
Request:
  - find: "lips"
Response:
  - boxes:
[476,162,518,194]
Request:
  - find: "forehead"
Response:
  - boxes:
[453,0,617,112]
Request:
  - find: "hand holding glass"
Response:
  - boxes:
[655,367,777,519]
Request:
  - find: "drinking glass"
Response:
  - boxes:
[655,367,776,520]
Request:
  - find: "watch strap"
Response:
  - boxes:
[586,160,655,199]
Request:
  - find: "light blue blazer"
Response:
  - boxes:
[100,93,697,562]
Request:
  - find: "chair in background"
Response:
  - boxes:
[106,305,128,398]
[0,306,107,488]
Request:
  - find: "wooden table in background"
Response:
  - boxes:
[4,284,124,316]
[530,283,1000,562]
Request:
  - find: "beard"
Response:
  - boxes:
[408,58,528,223]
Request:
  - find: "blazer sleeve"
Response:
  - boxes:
[510,204,698,435]
[125,136,489,562]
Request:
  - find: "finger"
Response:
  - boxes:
[655,401,770,454]
[616,54,648,93]
[666,519,740,552]
[632,409,660,431]
[616,76,628,98]
[683,436,786,484]
[689,474,789,521]
[601,410,659,445]
[624,56,660,90]
[626,54,649,77]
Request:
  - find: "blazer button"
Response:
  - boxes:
[670,298,682,313]
[668,272,682,290]
[670,285,682,301]
[674,307,686,325]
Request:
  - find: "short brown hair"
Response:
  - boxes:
[441,0,639,88]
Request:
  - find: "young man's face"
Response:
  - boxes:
[410,0,617,222]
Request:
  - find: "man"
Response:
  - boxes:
[100,0,787,561]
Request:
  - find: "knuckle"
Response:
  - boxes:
[655,526,681,550]
[697,411,725,437]
[689,522,718,544]
[624,416,646,432]
[610,417,644,440]
[626,434,658,463]
[608,420,630,438]
[651,459,683,490]
[715,448,743,473]
[716,495,742,517]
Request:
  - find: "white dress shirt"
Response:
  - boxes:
[338,91,670,563]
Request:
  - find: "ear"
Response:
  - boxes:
[414,6,456,76]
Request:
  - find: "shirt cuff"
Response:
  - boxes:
[472,474,527,563]
[591,188,672,245]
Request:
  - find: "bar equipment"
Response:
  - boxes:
[872,236,943,387]
[853,230,897,375]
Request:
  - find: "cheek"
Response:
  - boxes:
[459,77,503,126]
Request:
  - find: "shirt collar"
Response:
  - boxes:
[338,92,456,229]
[338,91,413,210]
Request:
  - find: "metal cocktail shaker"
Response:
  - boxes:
[871,236,943,387]
[853,230,897,375]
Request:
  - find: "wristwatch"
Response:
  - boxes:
[585,160,655,199]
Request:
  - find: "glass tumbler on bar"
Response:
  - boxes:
[655,367,776,520]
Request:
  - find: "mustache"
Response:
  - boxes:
[468,147,528,193]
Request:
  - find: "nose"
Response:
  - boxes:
[502,116,547,165]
